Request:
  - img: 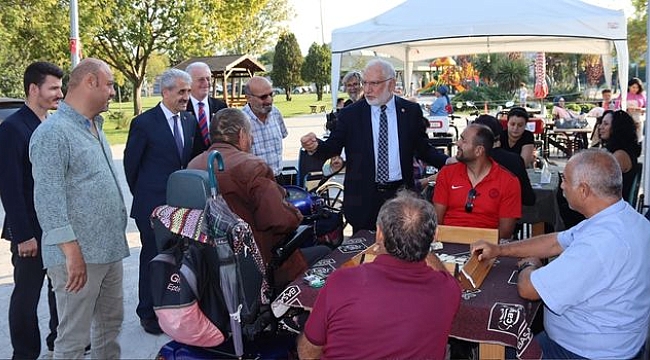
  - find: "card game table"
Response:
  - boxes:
[272,230,542,359]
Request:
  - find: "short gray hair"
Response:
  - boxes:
[160,69,191,91]
[377,191,437,262]
[342,71,362,84]
[185,62,210,75]
[365,59,396,80]
[567,148,622,198]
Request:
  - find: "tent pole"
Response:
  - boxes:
[640,6,650,212]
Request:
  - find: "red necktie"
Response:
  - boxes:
[198,102,209,146]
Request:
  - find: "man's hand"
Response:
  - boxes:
[59,241,87,293]
[17,238,38,257]
[471,240,500,262]
[301,132,319,152]
[517,257,543,270]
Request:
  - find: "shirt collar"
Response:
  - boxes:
[159,102,179,120]
[57,101,104,129]
[190,95,208,106]
[370,95,396,114]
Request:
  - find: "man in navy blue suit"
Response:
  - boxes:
[0,61,63,359]
[124,68,196,335]
[301,59,450,233]
[184,62,227,158]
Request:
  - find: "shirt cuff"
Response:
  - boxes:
[42,225,76,246]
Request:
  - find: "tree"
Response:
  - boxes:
[0,0,292,114]
[272,32,303,101]
[628,0,647,68]
[218,0,293,56]
[494,57,529,95]
[301,43,330,101]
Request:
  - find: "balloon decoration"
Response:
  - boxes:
[534,52,548,99]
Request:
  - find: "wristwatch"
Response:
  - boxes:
[518,261,537,273]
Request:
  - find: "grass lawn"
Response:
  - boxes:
[103,93,334,145]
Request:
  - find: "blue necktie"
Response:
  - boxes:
[172,115,183,158]
[377,105,389,182]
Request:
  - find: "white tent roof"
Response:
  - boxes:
[330,0,628,107]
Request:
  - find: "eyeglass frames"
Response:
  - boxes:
[465,188,477,213]
[361,77,393,88]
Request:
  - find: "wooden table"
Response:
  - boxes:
[272,231,542,359]
[521,168,564,236]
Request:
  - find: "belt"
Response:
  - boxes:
[375,180,404,192]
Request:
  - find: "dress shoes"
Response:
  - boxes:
[140,318,164,335]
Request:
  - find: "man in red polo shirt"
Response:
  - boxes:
[434,124,521,239]
[297,192,461,359]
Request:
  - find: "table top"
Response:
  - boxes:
[522,168,564,231]
[272,230,542,358]
[549,127,592,134]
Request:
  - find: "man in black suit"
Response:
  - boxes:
[0,61,63,359]
[184,62,227,157]
[301,59,450,233]
[124,68,196,335]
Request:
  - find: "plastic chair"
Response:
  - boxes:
[627,163,643,209]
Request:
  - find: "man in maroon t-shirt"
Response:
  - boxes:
[298,192,461,360]
[433,124,521,239]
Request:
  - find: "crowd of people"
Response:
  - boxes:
[0,56,648,360]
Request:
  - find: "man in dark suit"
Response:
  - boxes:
[184,62,227,157]
[124,68,196,335]
[0,61,63,359]
[301,59,450,233]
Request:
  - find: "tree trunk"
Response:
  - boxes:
[316,84,323,101]
[284,87,292,101]
[132,80,144,115]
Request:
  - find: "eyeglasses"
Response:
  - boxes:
[361,78,393,88]
[250,92,274,100]
[465,188,477,213]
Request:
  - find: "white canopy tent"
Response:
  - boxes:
[330,0,628,106]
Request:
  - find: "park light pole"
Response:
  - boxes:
[70,0,80,68]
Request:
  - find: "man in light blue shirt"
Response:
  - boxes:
[472,148,650,359]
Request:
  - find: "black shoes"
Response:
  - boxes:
[140,318,164,335]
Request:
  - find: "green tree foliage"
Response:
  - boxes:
[272,32,303,101]
[628,0,647,66]
[494,57,529,95]
[0,0,292,113]
[301,43,331,101]
[218,0,293,56]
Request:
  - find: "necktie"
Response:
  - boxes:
[172,115,183,158]
[197,101,209,146]
[377,105,389,182]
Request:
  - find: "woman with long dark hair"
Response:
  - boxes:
[560,110,641,228]
[598,110,641,198]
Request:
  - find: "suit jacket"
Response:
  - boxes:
[186,97,227,158]
[313,97,448,228]
[0,105,42,243]
[124,104,196,221]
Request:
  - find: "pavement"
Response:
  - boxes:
[0,110,582,359]
[0,113,328,359]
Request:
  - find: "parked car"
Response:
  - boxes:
[272,87,285,95]
[0,97,24,124]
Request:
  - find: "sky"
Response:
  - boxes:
[288,0,635,55]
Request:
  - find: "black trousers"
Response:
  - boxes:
[135,218,158,322]
[351,184,402,234]
[9,241,58,359]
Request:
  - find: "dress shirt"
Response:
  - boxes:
[189,95,210,122]
[159,103,184,147]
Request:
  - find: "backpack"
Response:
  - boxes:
[150,204,274,348]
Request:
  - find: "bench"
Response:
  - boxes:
[310,105,328,114]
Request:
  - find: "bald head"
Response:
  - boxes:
[68,58,110,90]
